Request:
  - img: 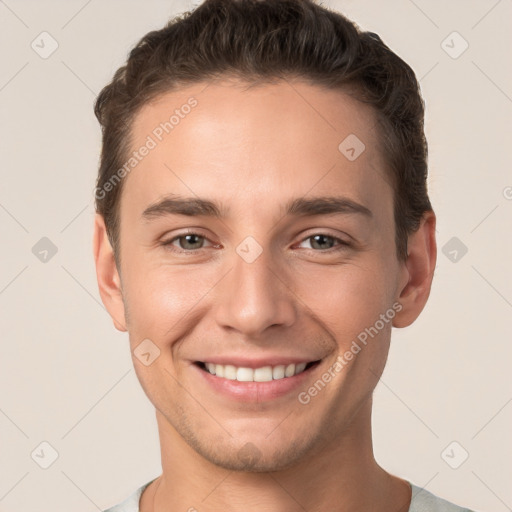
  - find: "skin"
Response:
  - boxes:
[93,77,436,512]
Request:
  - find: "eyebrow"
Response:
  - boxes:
[141,194,373,221]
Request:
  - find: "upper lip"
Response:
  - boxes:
[195,356,322,368]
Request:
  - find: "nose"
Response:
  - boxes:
[213,244,297,338]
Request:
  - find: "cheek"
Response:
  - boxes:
[122,261,218,341]
[292,262,393,343]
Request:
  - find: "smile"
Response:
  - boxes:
[196,361,320,382]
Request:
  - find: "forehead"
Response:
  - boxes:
[122,78,391,222]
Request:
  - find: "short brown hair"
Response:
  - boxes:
[94,0,432,265]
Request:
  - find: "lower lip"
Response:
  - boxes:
[193,363,319,402]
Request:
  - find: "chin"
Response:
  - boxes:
[188,434,318,473]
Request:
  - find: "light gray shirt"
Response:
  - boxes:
[102,479,477,511]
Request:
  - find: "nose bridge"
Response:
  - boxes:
[213,239,297,337]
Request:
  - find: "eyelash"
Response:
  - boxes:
[160,230,351,254]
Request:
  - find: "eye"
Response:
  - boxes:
[298,233,350,252]
[160,231,351,254]
[161,232,215,252]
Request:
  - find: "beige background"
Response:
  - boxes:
[0,0,511,510]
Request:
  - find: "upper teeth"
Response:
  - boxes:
[204,362,308,382]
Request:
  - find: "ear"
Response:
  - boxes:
[92,214,127,332]
[393,210,437,328]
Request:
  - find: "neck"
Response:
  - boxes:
[142,401,411,512]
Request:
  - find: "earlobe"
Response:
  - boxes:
[92,214,128,332]
[392,211,437,328]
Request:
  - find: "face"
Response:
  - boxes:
[97,77,417,472]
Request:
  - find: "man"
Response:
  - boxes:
[93,0,476,510]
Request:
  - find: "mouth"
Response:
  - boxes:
[194,360,321,382]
